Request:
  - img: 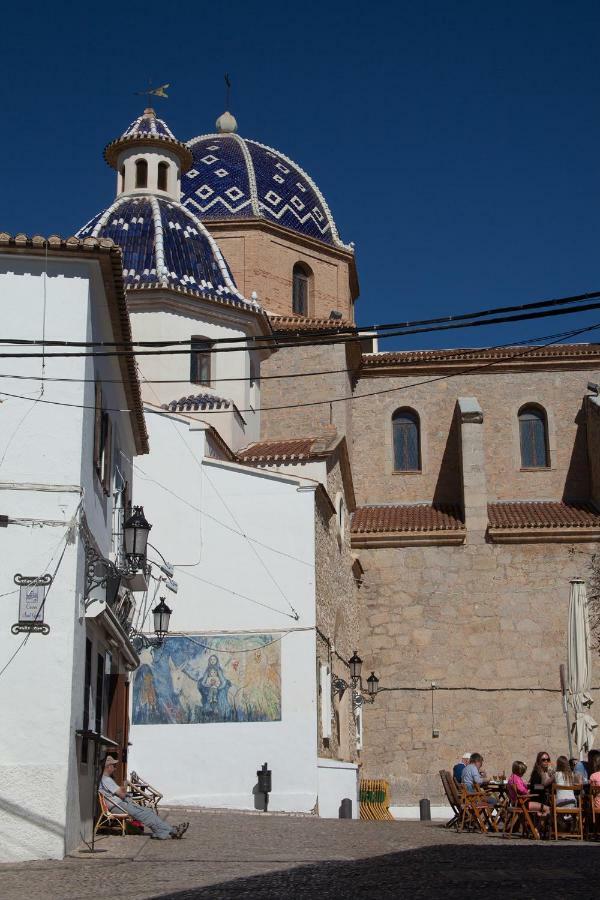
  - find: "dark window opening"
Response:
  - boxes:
[292,263,311,316]
[93,382,112,494]
[519,405,549,468]
[392,408,421,472]
[119,165,125,192]
[82,638,92,763]
[95,653,105,735]
[135,158,148,188]
[157,161,168,191]
[190,336,213,386]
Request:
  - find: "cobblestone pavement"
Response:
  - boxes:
[1,809,600,899]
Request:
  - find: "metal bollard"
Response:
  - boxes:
[419,798,431,821]
[339,798,353,819]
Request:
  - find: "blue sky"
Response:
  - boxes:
[2,0,600,350]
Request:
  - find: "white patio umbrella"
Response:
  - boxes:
[567,577,598,758]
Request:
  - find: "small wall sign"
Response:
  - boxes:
[11,573,52,635]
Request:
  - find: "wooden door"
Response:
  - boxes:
[107,673,131,784]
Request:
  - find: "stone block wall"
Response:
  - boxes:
[586,395,600,505]
[358,539,600,806]
[207,223,355,320]
[260,343,354,446]
[351,367,599,506]
[314,459,361,763]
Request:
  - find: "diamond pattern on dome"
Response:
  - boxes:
[182,134,346,247]
[183,136,253,219]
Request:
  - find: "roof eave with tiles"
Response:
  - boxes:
[360,344,600,374]
[487,500,600,543]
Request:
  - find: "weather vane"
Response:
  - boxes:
[224,73,231,109]
[135,81,170,104]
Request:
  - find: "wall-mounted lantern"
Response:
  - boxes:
[124,506,152,568]
[366,671,380,700]
[348,650,363,685]
[152,597,172,642]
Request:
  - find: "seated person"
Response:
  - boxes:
[573,749,600,785]
[507,760,548,816]
[529,750,554,804]
[461,753,497,806]
[555,755,578,806]
[99,755,189,840]
[453,752,472,784]
[589,754,600,812]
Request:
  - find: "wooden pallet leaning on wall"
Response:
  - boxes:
[359,779,395,820]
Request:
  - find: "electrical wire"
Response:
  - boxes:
[3,286,600,349]
[175,567,299,620]
[1,320,599,418]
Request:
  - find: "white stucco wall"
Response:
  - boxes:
[130,305,260,449]
[130,411,319,811]
[0,257,139,861]
[317,758,359,819]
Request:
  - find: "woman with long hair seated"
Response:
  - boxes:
[529,750,554,806]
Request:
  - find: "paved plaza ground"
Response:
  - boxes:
[1,808,600,899]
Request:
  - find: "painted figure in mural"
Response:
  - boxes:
[198,654,231,717]
[134,664,160,723]
[168,657,204,722]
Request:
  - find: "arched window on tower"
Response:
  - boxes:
[292,262,312,316]
[518,404,549,468]
[190,336,213,387]
[135,159,148,189]
[119,165,125,193]
[157,161,168,191]
[392,408,421,472]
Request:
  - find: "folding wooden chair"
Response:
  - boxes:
[550,782,584,840]
[127,770,163,811]
[588,785,600,839]
[94,792,129,837]
[503,792,542,840]
[458,784,498,834]
[439,770,461,830]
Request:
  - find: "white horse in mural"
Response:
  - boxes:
[168,657,203,721]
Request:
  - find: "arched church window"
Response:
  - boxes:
[135,159,148,189]
[292,262,311,316]
[119,165,125,193]
[392,408,421,472]
[157,161,168,191]
[519,405,549,468]
[190,336,213,387]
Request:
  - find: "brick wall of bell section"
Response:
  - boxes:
[260,343,353,446]
[358,539,600,808]
[351,367,600,507]
[206,225,354,320]
[314,459,361,763]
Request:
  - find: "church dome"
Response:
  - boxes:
[78,194,249,303]
[182,132,352,250]
[104,108,193,172]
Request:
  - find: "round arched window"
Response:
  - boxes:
[518,405,549,468]
[135,159,148,189]
[292,263,312,316]
[392,408,421,472]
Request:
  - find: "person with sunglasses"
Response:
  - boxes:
[529,751,554,805]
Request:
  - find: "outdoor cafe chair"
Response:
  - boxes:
[126,770,163,810]
[550,783,584,841]
[503,792,542,840]
[458,784,498,834]
[94,792,129,837]
[588,785,600,839]
[439,770,462,830]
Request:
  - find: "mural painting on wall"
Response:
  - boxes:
[132,634,281,724]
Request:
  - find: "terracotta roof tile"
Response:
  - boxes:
[362,343,600,368]
[269,314,353,334]
[351,504,465,534]
[162,393,231,412]
[238,437,321,462]
[488,501,600,530]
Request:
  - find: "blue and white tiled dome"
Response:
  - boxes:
[78,195,250,303]
[182,133,351,250]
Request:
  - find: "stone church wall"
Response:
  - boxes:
[358,538,599,807]
[351,367,599,506]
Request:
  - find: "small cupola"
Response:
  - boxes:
[104,108,193,201]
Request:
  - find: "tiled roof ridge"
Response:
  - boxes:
[162,393,232,412]
[269,313,353,331]
[0,232,148,455]
[363,343,600,367]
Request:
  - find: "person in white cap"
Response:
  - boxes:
[453,752,472,784]
[99,755,189,840]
